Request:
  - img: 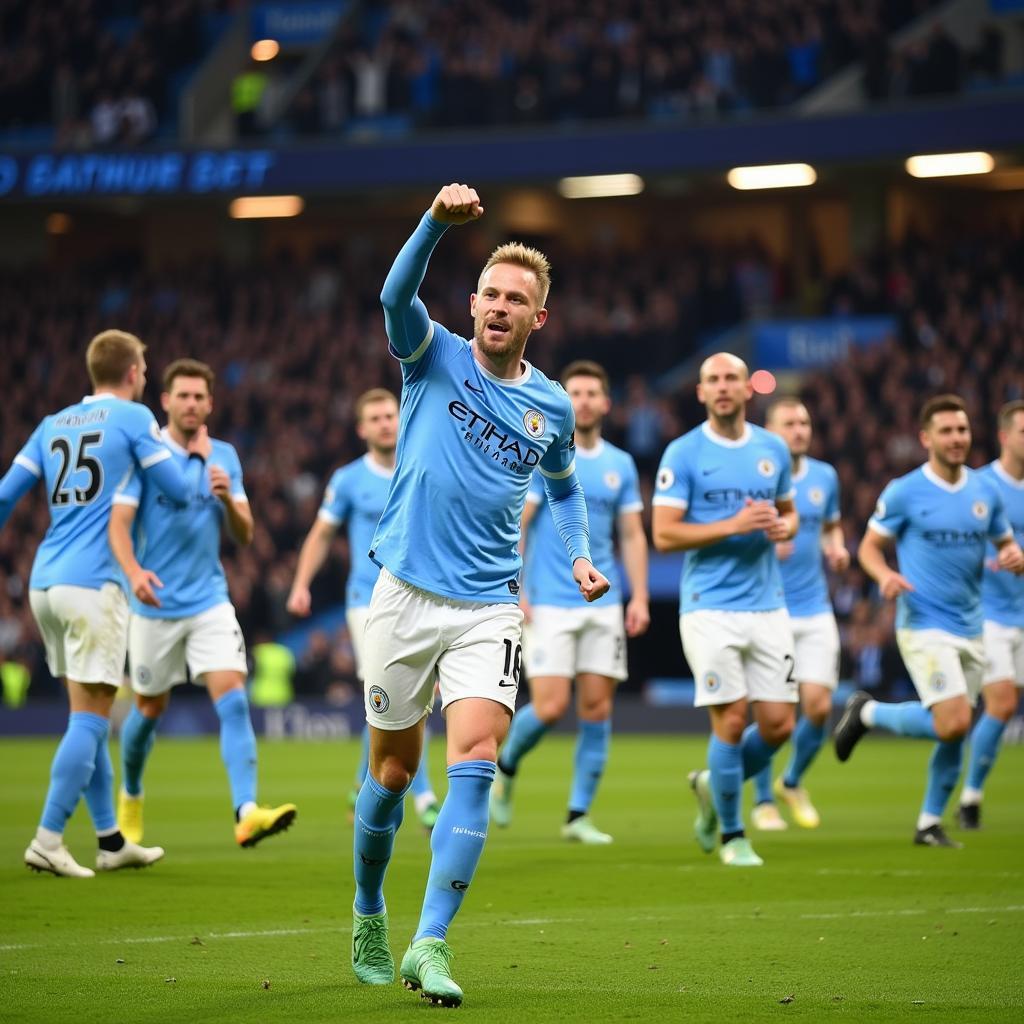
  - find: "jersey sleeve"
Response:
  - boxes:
[317,469,350,526]
[652,440,691,511]
[988,489,1013,543]
[775,438,794,501]
[0,423,43,529]
[128,406,173,471]
[867,480,906,538]
[13,422,44,478]
[112,466,143,508]
[825,465,841,524]
[225,444,247,503]
[618,454,644,515]
[538,402,576,480]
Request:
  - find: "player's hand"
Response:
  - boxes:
[130,568,163,608]
[286,586,312,617]
[825,545,851,572]
[519,595,533,625]
[997,541,1024,575]
[765,516,792,542]
[430,183,484,225]
[733,498,779,536]
[209,465,231,502]
[625,596,650,638]
[879,570,913,600]
[187,425,212,460]
[573,559,610,603]
[775,540,795,561]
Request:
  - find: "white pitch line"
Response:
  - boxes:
[722,904,1024,921]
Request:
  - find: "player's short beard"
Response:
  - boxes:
[474,317,529,362]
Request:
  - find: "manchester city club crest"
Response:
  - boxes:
[604,470,621,490]
[757,458,775,478]
[704,670,720,692]
[972,500,988,520]
[523,409,546,438]
[368,685,390,713]
[809,486,825,506]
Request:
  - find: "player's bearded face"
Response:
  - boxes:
[567,379,610,431]
[471,264,545,361]
[925,411,971,467]
[165,377,212,435]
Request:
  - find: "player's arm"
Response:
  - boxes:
[208,463,253,546]
[380,183,483,358]
[286,517,338,617]
[653,499,781,552]
[619,510,650,637]
[766,496,798,542]
[542,468,609,603]
[821,520,851,571]
[993,533,1024,574]
[517,496,539,622]
[858,527,912,599]
[108,502,163,608]
[132,415,209,505]
[0,425,45,530]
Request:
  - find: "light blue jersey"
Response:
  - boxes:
[779,457,840,618]
[114,429,246,619]
[981,461,1024,627]
[318,454,394,610]
[653,422,794,613]
[373,211,590,604]
[525,439,642,607]
[869,464,1011,637]
[0,394,198,591]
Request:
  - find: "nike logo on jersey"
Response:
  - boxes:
[498,680,516,688]
[702,467,722,476]
[464,379,485,395]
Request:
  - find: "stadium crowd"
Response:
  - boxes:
[283,0,953,136]
[2,223,1023,702]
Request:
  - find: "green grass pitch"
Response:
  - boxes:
[2,734,1023,1023]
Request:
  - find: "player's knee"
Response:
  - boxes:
[934,710,971,742]
[578,696,611,722]
[374,756,414,793]
[804,695,832,726]
[534,693,570,724]
[765,718,794,746]
[984,684,1019,722]
[458,736,500,763]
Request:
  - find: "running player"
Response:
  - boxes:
[287,387,439,829]
[750,398,848,831]
[351,183,609,1006]
[109,359,297,849]
[958,400,1024,827]
[0,330,200,877]
[490,359,649,843]
[652,352,798,868]
[835,394,1024,847]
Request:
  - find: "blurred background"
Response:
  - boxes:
[1,0,1023,736]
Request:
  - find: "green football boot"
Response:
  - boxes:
[401,937,463,1007]
[688,768,718,853]
[720,836,764,867]
[351,907,393,985]
[489,768,515,828]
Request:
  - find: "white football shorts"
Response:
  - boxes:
[982,620,1024,687]
[30,582,128,687]
[896,628,985,709]
[680,608,797,707]
[346,606,370,680]
[128,602,248,696]
[790,611,841,689]
[523,603,627,681]
[361,568,524,730]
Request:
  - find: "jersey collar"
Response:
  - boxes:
[701,421,751,448]
[992,460,1024,490]
[83,393,117,403]
[476,357,533,387]
[160,426,189,456]
[363,453,395,479]
[575,438,605,460]
[922,463,968,493]
[791,455,809,482]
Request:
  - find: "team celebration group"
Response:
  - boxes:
[1,184,1021,1008]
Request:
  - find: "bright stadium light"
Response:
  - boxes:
[905,151,994,178]
[251,39,280,62]
[727,163,817,190]
[229,195,304,219]
[557,174,645,199]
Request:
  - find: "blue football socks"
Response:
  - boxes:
[413,760,495,941]
[353,772,409,915]
[569,719,611,815]
[782,716,827,789]
[120,705,159,797]
[923,739,964,817]
[40,711,108,833]
[964,713,1006,794]
[497,703,550,774]
[82,730,117,833]
[740,723,779,781]
[214,689,258,813]
[708,735,743,835]
[871,701,937,739]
